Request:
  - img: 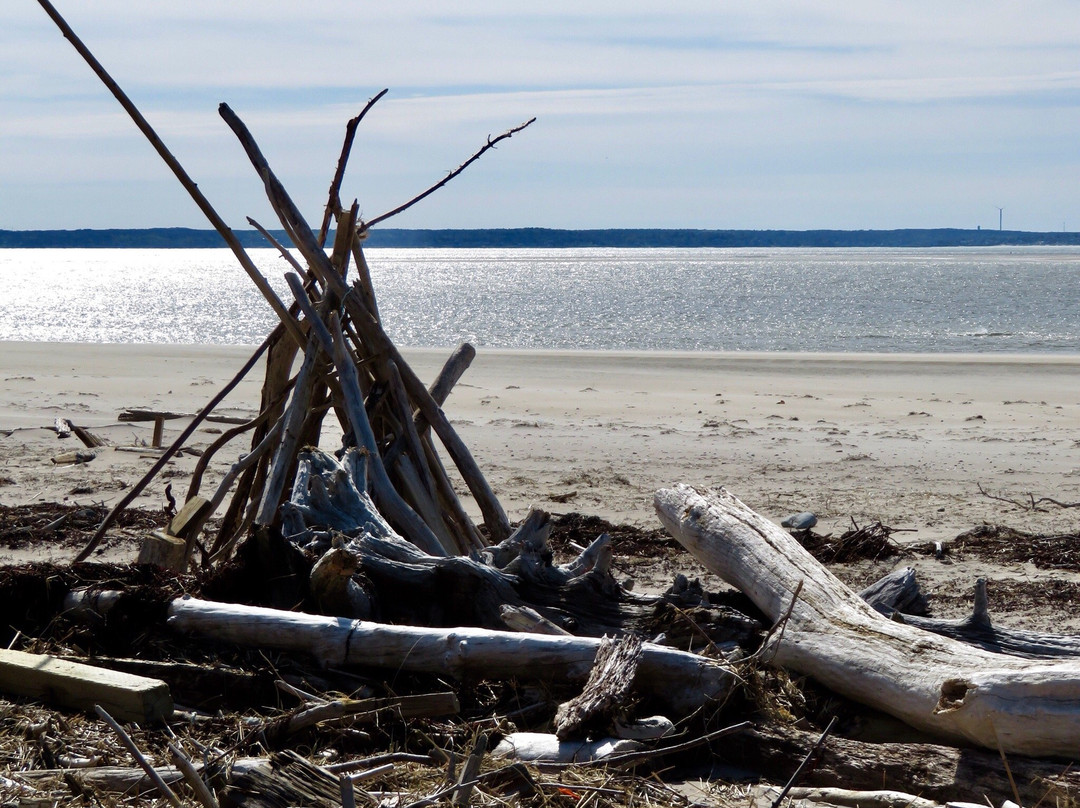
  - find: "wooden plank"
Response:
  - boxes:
[168,496,212,540]
[70,422,107,448]
[138,531,187,571]
[51,449,97,465]
[118,409,187,422]
[0,649,172,723]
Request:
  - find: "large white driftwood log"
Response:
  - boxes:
[165,596,731,715]
[654,483,1080,757]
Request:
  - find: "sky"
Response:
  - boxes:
[2,1,1079,232]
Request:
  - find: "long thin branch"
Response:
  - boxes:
[361,117,536,231]
[73,334,274,562]
[36,0,304,349]
[95,706,183,808]
[248,216,306,275]
[318,89,389,246]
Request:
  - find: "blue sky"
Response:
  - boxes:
[2,1,1079,232]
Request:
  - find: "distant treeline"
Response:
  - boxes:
[2,227,1080,249]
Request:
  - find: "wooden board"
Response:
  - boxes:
[0,649,172,723]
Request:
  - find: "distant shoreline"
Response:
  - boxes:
[2,227,1080,249]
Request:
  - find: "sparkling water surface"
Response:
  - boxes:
[2,246,1080,352]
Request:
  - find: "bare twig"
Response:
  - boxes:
[990,719,1024,808]
[1033,496,1080,510]
[167,741,220,808]
[247,216,306,274]
[361,117,536,230]
[978,483,1038,511]
[94,705,183,808]
[74,333,274,562]
[974,482,1080,512]
[770,715,838,808]
[754,580,804,664]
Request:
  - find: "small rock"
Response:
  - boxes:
[781,512,817,530]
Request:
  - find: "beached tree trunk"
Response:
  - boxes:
[654,483,1080,757]
[165,597,733,716]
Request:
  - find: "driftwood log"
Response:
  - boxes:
[895,577,1080,659]
[164,596,733,716]
[655,483,1080,757]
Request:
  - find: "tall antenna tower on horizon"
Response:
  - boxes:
[997,207,1003,231]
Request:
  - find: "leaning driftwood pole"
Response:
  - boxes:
[219,102,513,543]
[655,483,1080,757]
[36,0,303,348]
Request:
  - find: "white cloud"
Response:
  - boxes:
[2,1,1079,230]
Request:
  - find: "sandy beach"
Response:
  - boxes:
[3,341,1080,556]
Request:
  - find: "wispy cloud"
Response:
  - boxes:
[2,2,1079,231]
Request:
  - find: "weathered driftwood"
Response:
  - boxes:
[654,483,1080,757]
[265,692,459,740]
[492,733,641,764]
[285,447,707,637]
[220,101,512,544]
[857,567,927,616]
[165,596,733,716]
[759,787,937,808]
[731,723,1080,806]
[896,577,1080,659]
[554,634,642,739]
[859,567,1080,660]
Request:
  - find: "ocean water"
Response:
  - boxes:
[2,246,1080,353]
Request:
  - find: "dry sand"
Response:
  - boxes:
[3,341,1080,628]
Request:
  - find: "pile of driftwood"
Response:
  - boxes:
[8,3,1080,807]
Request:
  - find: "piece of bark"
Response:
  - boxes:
[166,596,732,716]
[222,749,354,808]
[0,649,172,723]
[555,634,643,739]
[654,483,1080,757]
